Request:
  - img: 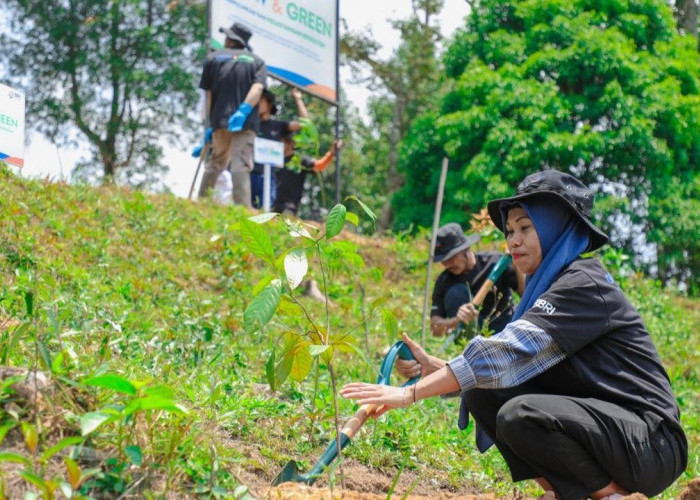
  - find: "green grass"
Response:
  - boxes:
[0,164,698,498]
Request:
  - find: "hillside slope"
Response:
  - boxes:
[0,166,698,499]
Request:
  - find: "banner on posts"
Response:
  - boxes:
[210,0,338,105]
[0,83,25,168]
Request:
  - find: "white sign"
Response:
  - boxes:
[210,0,338,104]
[254,136,285,167]
[0,83,25,168]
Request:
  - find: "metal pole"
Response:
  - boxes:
[420,157,449,344]
[334,0,341,204]
[263,163,271,211]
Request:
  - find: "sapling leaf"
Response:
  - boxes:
[0,423,14,447]
[309,344,331,357]
[345,195,377,222]
[240,218,275,264]
[283,218,313,239]
[277,296,304,317]
[284,248,308,290]
[345,212,359,227]
[325,204,347,239]
[369,291,394,315]
[1,322,28,364]
[83,373,137,395]
[144,385,175,400]
[243,280,283,333]
[64,457,81,490]
[290,346,312,382]
[266,350,277,391]
[251,275,275,296]
[21,422,38,454]
[248,212,277,224]
[0,452,30,465]
[39,436,83,464]
[275,352,293,386]
[125,445,143,466]
[80,411,115,436]
[37,340,52,371]
[381,308,399,338]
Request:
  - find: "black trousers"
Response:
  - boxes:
[464,388,687,500]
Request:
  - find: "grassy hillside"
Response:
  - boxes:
[0,165,698,499]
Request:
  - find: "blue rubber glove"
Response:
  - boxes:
[228,102,253,132]
[191,127,213,158]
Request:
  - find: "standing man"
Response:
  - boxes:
[431,223,525,338]
[197,22,266,207]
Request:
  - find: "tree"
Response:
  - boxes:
[395,0,700,290]
[0,0,205,186]
[341,0,445,230]
[674,0,698,44]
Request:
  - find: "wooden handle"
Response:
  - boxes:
[340,403,378,439]
[472,278,494,307]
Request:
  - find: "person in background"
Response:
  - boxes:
[250,88,305,209]
[431,223,524,338]
[196,22,266,207]
[342,169,687,500]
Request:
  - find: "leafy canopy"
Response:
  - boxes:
[395,0,700,290]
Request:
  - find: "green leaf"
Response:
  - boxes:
[284,248,308,290]
[275,352,293,386]
[381,308,399,338]
[265,350,276,391]
[123,396,184,416]
[240,218,275,264]
[37,340,52,371]
[345,196,377,222]
[64,457,80,489]
[277,335,312,383]
[1,322,28,364]
[325,204,347,238]
[80,412,114,436]
[21,422,38,454]
[82,374,136,395]
[277,296,304,317]
[248,212,277,223]
[345,212,359,226]
[124,445,143,466]
[308,344,331,357]
[283,218,314,239]
[143,385,175,400]
[0,423,14,447]
[243,279,283,333]
[40,436,84,464]
[24,290,34,318]
[369,291,394,315]
[0,452,31,465]
[51,349,66,375]
[19,470,48,492]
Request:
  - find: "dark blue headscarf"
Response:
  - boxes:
[501,197,590,321]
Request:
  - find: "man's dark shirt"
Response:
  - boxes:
[199,48,266,131]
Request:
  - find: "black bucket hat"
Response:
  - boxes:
[486,169,609,251]
[219,22,252,49]
[433,223,481,263]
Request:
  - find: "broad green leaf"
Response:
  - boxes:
[80,412,114,436]
[24,290,34,318]
[251,275,275,296]
[37,340,52,371]
[308,344,331,357]
[369,291,394,315]
[345,196,377,222]
[345,211,359,226]
[277,296,304,317]
[248,212,277,223]
[284,248,308,290]
[325,204,347,239]
[381,308,399,338]
[0,423,15,447]
[1,322,28,364]
[125,445,143,466]
[283,218,313,239]
[21,422,38,454]
[123,396,184,416]
[289,346,312,382]
[144,385,175,400]
[40,436,83,464]
[82,374,136,395]
[240,218,275,263]
[320,345,335,365]
[332,340,371,367]
[65,457,81,489]
[275,352,293,386]
[19,470,49,493]
[0,452,31,465]
[51,349,66,375]
[243,280,283,333]
[266,350,276,391]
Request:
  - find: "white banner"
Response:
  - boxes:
[210,0,338,104]
[0,83,25,168]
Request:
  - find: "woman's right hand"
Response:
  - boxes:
[395,333,443,379]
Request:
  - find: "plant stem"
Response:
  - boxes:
[360,284,369,352]
[317,244,331,342]
[327,363,345,489]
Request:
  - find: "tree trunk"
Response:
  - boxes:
[377,99,406,231]
[675,0,699,40]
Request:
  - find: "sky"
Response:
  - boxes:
[7,0,469,198]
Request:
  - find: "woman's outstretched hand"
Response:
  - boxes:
[340,382,414,418]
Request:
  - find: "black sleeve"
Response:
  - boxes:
[430,274,447,317]
[301,156,315,169]
[254,56,267,85]
[199,59,211,91]
[521,268,609,355]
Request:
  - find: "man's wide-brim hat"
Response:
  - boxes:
[486,169,609,252]
[433,223,481,263]
[220,22,252,48]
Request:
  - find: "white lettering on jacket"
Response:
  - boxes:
[534,298,556,315]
